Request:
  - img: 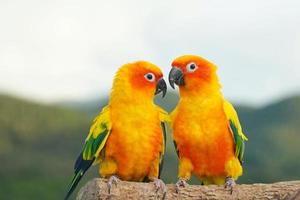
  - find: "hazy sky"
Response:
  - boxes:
[0,0,299,105]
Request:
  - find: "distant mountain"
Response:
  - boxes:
[57,97,108,116]
[1,93,300,200]
[237,95,300,183]
[0,94,95,200]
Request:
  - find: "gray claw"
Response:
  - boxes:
[224,177,236,194]
[175,179,188,193]
[152,178,167,199]
[107,175,120,194]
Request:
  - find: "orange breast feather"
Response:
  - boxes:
[172,100,235,177]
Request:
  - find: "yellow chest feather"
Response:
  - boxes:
[103,104,163,181]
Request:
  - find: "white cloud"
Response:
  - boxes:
[0,0,299,104]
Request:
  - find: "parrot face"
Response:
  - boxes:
[169,55,217,91]
[128,61,167,98]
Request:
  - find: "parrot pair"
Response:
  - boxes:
[65,55,248,200]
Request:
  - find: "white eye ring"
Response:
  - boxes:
[144,73,156,82]
[186,62,198,73]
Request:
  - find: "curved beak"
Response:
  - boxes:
[169,67,184,89]
[155,78,167,98]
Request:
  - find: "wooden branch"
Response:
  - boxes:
[77,178,300,200]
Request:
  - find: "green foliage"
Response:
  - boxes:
[0,93,300,199]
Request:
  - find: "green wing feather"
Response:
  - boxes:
[223,100,248,164]
[64,106,112,200]
[173,140,179,158]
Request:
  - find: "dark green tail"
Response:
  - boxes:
[64,170,84,200]
[64,153,94,200]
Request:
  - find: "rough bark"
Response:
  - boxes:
[77,178,300,200]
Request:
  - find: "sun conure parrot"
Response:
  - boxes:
[168,55,248,193]
[64,61,169,200]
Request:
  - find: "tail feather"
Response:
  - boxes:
[64,171,84,200]
[64,153,94,200]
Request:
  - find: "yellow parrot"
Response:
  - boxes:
[168,55,248,192]
[64,61,169,200]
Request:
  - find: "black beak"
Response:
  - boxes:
[169,67,184,89]
[155,78,167,98]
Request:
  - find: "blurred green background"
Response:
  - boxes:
[0,92,300,199]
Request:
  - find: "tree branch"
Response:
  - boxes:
[77,178,300,200]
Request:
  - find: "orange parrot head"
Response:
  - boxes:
[111,61,167,101]
[169,55,219,94]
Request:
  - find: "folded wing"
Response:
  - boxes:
[64,106,112,200]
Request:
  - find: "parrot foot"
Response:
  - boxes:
[152,178,167,199]
[224,177,236,194]
[107,175,120,194]
[175,178,188,193]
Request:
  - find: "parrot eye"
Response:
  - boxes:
[186,62,198,73]
[144,73,156,82]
